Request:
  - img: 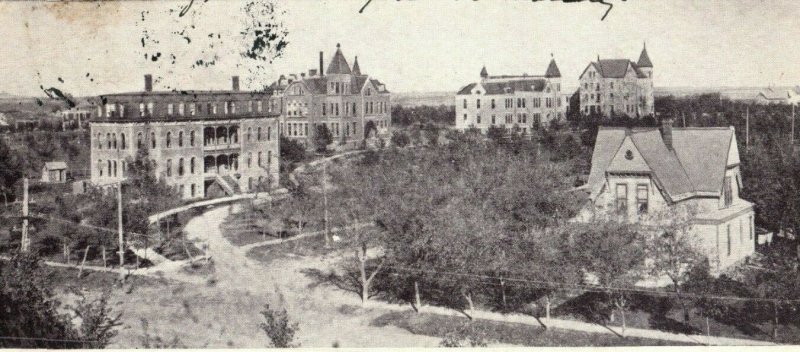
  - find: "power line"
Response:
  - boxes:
[378,264,800,304]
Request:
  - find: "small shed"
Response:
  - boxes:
[41,161,68,183]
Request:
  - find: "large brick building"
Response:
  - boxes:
[455,57,568,133]
[279,44,392,149]
[90,75,280,199]
[578,44,654,118]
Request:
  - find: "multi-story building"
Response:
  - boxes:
[455,57,567,133]
[90,75,280,200]
[577,120,755,271]
[279,44,392,149]
[578,44,654,117]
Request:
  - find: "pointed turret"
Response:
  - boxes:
[545,57,561,78]
[637,42,653,68]
[352,56,361,75]
[326,43,352,75]
[480,66,488,79]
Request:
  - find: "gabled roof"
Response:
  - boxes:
[457,83,478,95]
[580,60,648,80]
[637,45,653,68]
[588,127,737,202]
[758,88,789,100]
[284,74,380,95]
[352,56,361,75]
[370,79,389,93]
[44,161,68,170]
[545,59,561,78]
[456,78,548,96]
[326,45,351,75]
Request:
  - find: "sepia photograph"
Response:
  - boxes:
[0,0,799,348]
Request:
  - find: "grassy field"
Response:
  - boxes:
[370,310,693,347]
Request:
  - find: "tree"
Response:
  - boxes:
[642,206,705,324]
[313,124,333,153]
[0,252,120,348]
[279,136,306,167]
[0,138,21,205]
[571,220,646,333]
[259,304,299,348]
[390,131,410,148]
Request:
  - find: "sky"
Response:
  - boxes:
[0,0,799,97]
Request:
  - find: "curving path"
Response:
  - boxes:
[183,203,442,348]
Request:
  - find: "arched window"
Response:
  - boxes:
[166,159,172,177]
[257,152,262,167]
[178,158,184,176]
[190,130,195,147]
[230,127,238,144]
[121,161,126,177]
[247,152,252,168]
[247,127,252,141]
[166,132,172,148]
[190,157,195,174]
[107,133,111,149]
[137,132,143,149]
[113,160,117,177]
[98,159,103,176]
[112,133,117,149]
[151,132,156,149]
[178,131,184,147]
[121,133,126,149]
[97,133,103,149]
[257,127,262,141]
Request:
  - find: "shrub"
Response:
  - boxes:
[259,304,299,347]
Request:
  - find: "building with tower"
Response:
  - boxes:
[455,56,568,133]
[89,75,281,200]
[578,44,654,118]
[278,44,392,150]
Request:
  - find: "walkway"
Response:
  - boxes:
[183,204,442,347]
[288,150,366,187]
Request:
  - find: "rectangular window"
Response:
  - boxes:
[723,176,733,207]
[167,104,174,115]
[491,99,495,109]
[477,115,481,124]
[636,184,648,214]
[463,99,467,109]
[616,184,628,213]
[727,224,732,256]
[477,99,481,109]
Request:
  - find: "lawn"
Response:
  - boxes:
[246,230,356,265]
[370,310,693,347]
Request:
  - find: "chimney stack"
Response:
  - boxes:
[144,74,153,92]
[301,72,306,78]
[232,76,240,91]
[661,117,674,151]
[319,51,324,77]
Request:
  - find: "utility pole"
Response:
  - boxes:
[117,182,125,281]
[20,177,29,252]
[323,162,330,247]
[745,106,750,149]
[789,103,795,148]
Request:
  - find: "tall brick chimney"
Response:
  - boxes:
[144,74,153,92]
[661,117,674,151]
[232,76,240,91]
[319,51,324,77]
